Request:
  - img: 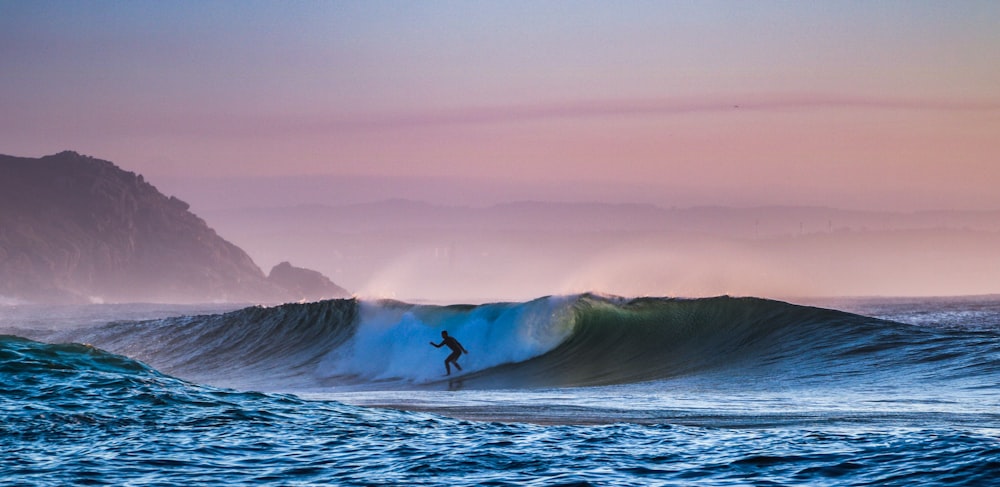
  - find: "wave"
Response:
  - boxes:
[467,295,999,389]
[0,334,218,437]
[45,300,361,389]
[12,294,1000,392]
[0,334,388,445]
[0,334,156,378]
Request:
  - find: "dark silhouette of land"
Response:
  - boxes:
[0,151,349,304]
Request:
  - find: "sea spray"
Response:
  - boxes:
[316,296,577,383]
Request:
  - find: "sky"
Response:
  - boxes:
[2,0,1000,211]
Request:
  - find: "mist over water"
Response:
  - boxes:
[195,199,1000,303]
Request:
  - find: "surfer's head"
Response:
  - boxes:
[441,331,449,338]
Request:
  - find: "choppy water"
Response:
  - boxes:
[2,294,999,485]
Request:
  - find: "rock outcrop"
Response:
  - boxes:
[0,151,349,304]
[267,261,350,303]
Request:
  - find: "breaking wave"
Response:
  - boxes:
[18,294,998,392]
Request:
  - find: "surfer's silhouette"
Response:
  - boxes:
[430,331,468,376]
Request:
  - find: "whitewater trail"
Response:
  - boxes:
[316,297,577,384]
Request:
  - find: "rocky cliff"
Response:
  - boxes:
[0,151,349,304]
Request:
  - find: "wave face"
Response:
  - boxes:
[458,295,1000,390]
[28,294,1000,393]
[46,300,362,390]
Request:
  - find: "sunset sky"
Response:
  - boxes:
[3,1,999,210]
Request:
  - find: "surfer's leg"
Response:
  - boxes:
[444,359,451,375]
[446,351,462,373]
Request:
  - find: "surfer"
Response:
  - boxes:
[430,331,468,376]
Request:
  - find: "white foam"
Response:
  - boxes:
[317,297,577,383]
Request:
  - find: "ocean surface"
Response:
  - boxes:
[2,294,998,486]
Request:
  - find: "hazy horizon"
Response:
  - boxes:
[195,199,1000,303]
[3,2,1000,302]
[151,171,1000,215]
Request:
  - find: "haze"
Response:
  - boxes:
[2,1,999,301]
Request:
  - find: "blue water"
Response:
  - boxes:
[2,295,999,485]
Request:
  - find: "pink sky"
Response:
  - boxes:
[3,1,999,210]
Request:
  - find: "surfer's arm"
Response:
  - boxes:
[430,341,443,348]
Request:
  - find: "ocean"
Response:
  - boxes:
[2,294,998,486]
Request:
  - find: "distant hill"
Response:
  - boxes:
[0,151,349,304]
